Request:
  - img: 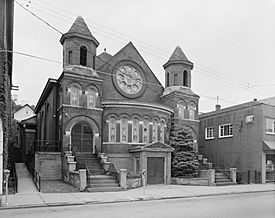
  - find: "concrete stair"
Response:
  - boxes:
[215,171,237,186]
[75,153,122,192]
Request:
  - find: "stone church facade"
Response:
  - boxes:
[34,16,200,184]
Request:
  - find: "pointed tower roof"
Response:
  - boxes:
[163,46,193,69]
[60,16,99,46]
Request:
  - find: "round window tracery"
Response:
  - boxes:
[116,65,143,95]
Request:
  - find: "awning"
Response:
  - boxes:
[262,141,275,151]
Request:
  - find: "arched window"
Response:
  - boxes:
[80,46,87,66]
[152,119,158,142]
[177,102,186,120]
[87,88,98,109]
[120,118,128,142]
[70,85,80,106]
[132,118,139,143]
[71,122,93,152]
[143,119,149,143]
[188,102,196,120]
[109,117,116,142]
[159,121,165,143]
[166,72,169,87]
[183,70,188,86]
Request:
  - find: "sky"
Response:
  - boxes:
[12,0,275,112]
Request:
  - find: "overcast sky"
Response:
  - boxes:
[12,0,275,112]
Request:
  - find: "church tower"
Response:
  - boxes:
[163,45,193,88]
[161,46,199,152]
[60,16,99,69]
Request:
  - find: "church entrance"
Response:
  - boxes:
[71,122,93,152]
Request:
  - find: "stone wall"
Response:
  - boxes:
[35,152,61,180]
[171,177,209,186]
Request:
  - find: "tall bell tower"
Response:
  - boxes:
[161,46,200,151]
[60,16,99,69]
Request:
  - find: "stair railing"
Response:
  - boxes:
[85,163,91,188]
[107,162,120,182]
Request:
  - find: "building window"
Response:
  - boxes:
[109,118,116,142]
[219,124,233,138]
[159,121,165,143]
[120,118,128,142]
[143,119,149,143]
[177,102,186,120]
[183,70,188,86]
[205,127,215,139]
[70,86,80,106]
[68,50,72,64]
[174,74,178,86]
[80,46,87,66]
[152,120,158,142]
[132,118,139,143]
[166,72,169,87]
[266,118,275,134]
[87,88,98,109]
[188,103,196,120]
[93,55,95,69]
[135,157,140,174]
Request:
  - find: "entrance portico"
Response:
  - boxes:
[130,142,174,184]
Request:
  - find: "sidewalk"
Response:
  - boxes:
[0,183,274,210]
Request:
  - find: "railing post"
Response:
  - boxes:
[208,169,215,186]
[79,169,87,191]
[119,169,127,190]
[230,168,237,183]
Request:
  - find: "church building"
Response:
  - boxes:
[34,16,200,185]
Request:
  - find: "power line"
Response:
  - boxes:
[15,1,273,99]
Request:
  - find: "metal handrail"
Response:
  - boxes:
[107,162,120,182]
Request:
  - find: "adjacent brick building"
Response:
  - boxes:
[199,98,275,184]
[33,16,200,184]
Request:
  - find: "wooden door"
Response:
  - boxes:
[147,157,164,184]
[71,122,93,152]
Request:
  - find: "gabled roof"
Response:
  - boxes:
[14,104,34,114]
[163,46,193,69]
[98,41,163,88]
[60,16,99,46]
[19,114,36,126]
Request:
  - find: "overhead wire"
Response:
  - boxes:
[15,1,273,103]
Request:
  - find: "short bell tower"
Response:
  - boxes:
[60,16,99,69]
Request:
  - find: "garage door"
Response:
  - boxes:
[147,157,164,184]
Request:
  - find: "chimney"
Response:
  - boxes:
[215,104,221,111]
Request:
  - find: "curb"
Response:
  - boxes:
[0,189,274,210]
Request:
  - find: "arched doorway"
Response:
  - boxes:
[71,122,93,152]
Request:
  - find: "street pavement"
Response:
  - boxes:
[0,183,274,210]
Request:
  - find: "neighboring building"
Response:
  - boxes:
[18,115,36,162]
[13,104,35,122]
[198,98,275,184]
[0,0,14,195]
[33,16,200,184]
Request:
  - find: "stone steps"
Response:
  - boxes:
[75,153,121,192]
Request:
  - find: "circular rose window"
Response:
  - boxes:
[115,65,144,95]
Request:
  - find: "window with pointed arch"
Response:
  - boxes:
[80,46,87,66]
[177,102,186,120]
[120,118,128,142]
[143,119,149,143]
[188,102,196,120]
[183,70,188,87]
[108,117,116,142]
[132,118,139,143]
[152,119,158,142]
[87,88,98,109]
[159,121,165,143]
[70,85,80,106]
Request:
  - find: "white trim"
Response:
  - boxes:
[219,123,233,138]
[205,126,215,140]
[102,101,173,114]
